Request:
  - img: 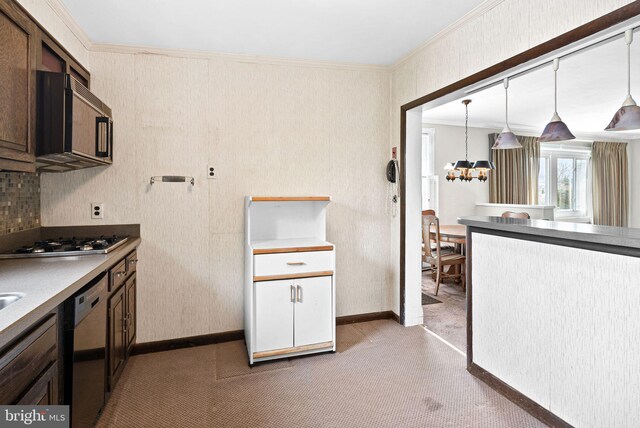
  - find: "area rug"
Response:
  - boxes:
[422,293,442,306]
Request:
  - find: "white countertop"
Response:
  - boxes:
[475,203,556,209]
[0,237,140,347]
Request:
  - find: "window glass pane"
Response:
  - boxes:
[575,158,588,213]
[422,132,435,177]
[538,157,547,205]
[421,176,439,211]
[557,158,574,210]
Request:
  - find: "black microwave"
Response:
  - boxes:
[36,72,113,172]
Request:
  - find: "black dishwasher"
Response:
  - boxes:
[64,273,108,428]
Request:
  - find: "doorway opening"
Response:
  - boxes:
[398,4,640,362]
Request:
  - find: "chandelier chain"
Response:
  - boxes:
[465,101,469,161]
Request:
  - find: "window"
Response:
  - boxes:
[538,144,591,219]
[421,129,439,212]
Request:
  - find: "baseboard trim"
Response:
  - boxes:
[131,330,244,356]
[131,310,397,356]
[468,363,573,428]
[336,310,396,325]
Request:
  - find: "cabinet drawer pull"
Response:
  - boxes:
[290,285,296,302]
[115,271,126,278]
[286,261,306,266]
[296,284,302,303]
[129,259,138,265]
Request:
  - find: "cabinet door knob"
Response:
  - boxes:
[296,285,302,303]
[290,284,296,302]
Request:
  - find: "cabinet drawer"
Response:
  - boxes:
[0,315,57,404]
[109,259,127,292]
[254,251,333,279]
[126,250,138,275]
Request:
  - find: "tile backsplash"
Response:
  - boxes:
[0,172,40,235]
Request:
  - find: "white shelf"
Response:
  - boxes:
[251,238,332,251]
[251,238,333,255]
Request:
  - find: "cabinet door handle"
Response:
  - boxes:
[290,284,296,302]
[296,285,302,303]
[287,261,306,266]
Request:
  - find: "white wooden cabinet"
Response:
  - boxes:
[294,276,333,347]
[244,196,336,365]
[254,280,294,352]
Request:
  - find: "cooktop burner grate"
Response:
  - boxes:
[0,235,129,259]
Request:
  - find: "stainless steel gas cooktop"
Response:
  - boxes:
[0,236,129,259]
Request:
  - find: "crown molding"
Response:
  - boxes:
[43,0,389,72]
[90,43,391,72]
[45,0,92,50]
[43,0,499,74]
[391,0,505,71]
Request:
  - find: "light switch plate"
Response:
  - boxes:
[207,165,216,179]
[91,203,104,219]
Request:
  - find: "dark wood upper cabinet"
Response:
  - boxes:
[0,0,91,172]
[0,0,37,172]
[37,32,90,88]
[40,41,65,73]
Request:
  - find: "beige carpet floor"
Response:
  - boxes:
[96,320,545,428]
[422,270,467,353]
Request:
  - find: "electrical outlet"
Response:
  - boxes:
[91,203,104,219]
[207,165,216,179]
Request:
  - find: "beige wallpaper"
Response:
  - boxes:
[40,52,392,343]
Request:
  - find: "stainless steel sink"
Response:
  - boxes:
[0,293,24,310]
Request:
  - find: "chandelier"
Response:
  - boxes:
[445,99,495,182]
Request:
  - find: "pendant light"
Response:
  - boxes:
[492,78,522,149]
[605,29,640,131]
[445,99,494,182]
[539,58,575,142]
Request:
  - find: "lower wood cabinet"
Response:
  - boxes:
[108,285,126,390]
[107,253,137,392]
[16,362,58,405]
[125,274,136,355]
[0,313,58,404]
[254,276,333,357]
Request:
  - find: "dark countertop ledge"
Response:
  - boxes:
[458,216,640,250]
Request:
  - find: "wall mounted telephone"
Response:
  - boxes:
[386,159,398,183]
[386,159,399,217]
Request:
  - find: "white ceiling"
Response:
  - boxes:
[59,0,485,65]
[423,30,640,140]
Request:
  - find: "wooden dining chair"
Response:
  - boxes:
[421,210,452,272]
[501,211,530,219]
[422,214,466,295]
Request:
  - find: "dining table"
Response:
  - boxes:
[434,224,466,246]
